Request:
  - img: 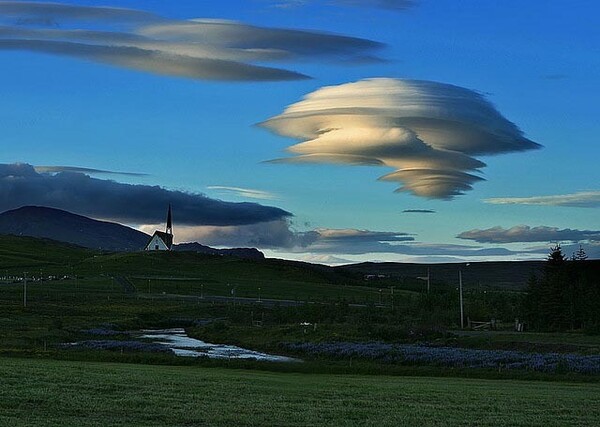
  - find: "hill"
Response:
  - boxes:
[1,226,583,290]
[0,206,266,258]
[0,234,346,284]
[0,206,149,251]
[337,261,548,289]
[174,242,265,260]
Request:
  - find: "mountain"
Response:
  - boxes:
[0,206,266,259]
[0,206,150,251]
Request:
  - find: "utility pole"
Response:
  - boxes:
[258,287,261,302]
[427,268,431,294]
[23,272,27,308]
[459,270,464,328]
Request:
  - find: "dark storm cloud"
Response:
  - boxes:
[457,225,600,244]
[0,163,291,226]
[0,1,385,81]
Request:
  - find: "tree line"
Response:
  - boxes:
[525,245,600,332]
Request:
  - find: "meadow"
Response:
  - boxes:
[1,357,599,427]
[1,235,600,425]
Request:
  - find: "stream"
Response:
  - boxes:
[136,328,299,362]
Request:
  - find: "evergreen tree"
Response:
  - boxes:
[525,244,599,331]
[573,245,588,261]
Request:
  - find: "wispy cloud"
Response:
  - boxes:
[0,2,385,81]
[542,74,569,80]
[484,191,600,208]
[402,209,435,214]
[271,0,418,11]
[0,163,290,226]
[34,165,148,177]
[207,186,277,200]
[0,1,161,24]
[260,78,540,199]
[334,0,418,11]
[457,225,600,244]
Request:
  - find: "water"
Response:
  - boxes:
[137,328,299,362]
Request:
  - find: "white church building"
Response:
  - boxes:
[145,204,174,251]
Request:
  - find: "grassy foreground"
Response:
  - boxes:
[1,358,599,426]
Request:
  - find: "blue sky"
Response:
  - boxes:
[1,0,599,263]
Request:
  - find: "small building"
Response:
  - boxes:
[145,204,174,251]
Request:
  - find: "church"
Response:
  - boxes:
[144,204,174,251]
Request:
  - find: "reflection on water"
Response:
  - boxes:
[138,328,299,362]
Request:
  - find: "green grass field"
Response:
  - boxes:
[0,235,407,305]
[1,235,600,425]
[1,357,599,426]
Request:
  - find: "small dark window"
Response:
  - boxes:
[155,244,159,250]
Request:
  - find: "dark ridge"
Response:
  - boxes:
[0,206,149,251]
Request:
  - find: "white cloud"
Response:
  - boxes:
[207,186,277,200]
[34,165,147,177]
[141,219,298,247]
[0,2,385,81]
[260,78,540,199]
[484,191,600,208]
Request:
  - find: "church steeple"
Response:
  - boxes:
[165,203,173,235]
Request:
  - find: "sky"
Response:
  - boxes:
[1,0,599,264]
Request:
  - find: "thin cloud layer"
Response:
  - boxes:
[0,1,385,81]
[402,209,435,214]
[170,221,520,258]
[260,78,540,199]
[457,225,600,244]
[0,1,160,24]
[272,0,417,11]
[207,186,277,200]
[34,165,148,177]
[484,191,600,208]
[169,223,414,249]
[0,163,291,226]
[335,0,417,10]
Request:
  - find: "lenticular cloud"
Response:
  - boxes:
[0,2,384,81]
[260,78,541,199]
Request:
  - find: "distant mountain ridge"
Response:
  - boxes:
[0,206,265,259]
[174,242,264,260]
[0,206,149,251]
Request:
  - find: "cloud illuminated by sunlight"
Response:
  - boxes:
[261,78,540,199]
[0,2,385,81]
[207,186,277,200]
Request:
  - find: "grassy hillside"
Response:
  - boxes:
[0,235,405,303]
[0,235,97,272]
[1,357,599,426]
[339,260,548,289]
